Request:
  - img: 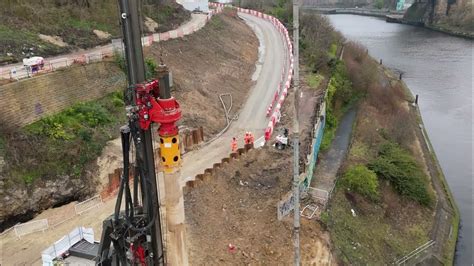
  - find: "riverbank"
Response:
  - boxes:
[319,41,459,264]
[308,8,474,40]
[383,66,460,264]
[328,14,471,263]
[385,16,474,40]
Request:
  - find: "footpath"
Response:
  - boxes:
[0,13,210,81]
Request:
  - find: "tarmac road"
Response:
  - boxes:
[180,12,289,185]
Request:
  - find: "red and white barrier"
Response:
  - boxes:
[234,5,294,141]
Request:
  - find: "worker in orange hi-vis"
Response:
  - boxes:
[231,137,238,152]
[249,132,255,144]
[244,132,250,145]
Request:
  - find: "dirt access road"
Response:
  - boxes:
[180,12,288,185]
[0,11,289,265]
[0,14,207,79]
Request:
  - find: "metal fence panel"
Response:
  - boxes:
[74,195,102,215]
[41,227,95,266]
[14,219,48,238]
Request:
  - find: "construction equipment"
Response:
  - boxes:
[96,0,185,265]
[275,128,289,150]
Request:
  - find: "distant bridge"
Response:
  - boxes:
[301,6,405,18]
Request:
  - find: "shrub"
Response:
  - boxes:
[368,142,432,206]
[343,165,379,200]
[375,0,384,9]
[300,13,339,72]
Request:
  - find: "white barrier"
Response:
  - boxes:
[14,219,49,238]
[254,136,266,148]
[74,195,103,215]
[41,227,94,266]
[308,187,329,205]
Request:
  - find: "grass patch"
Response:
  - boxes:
[328,43,338,58]
[67,18,113,33]
[209,15,224,30]
[6,91,126,184]
[328,183,432,264]
[306,73,324,88]
[0,25,66,62]
[349,141,370,160]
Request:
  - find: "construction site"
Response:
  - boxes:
[0,0,465,265]
[0,1,335,265]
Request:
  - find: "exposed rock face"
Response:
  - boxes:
[405,0,473,32]
[0,173,96,231]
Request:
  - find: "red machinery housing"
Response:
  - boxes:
[135,80,181,136]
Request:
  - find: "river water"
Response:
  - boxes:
[327,14,472,264]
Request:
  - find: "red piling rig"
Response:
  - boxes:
[135,80,181,136]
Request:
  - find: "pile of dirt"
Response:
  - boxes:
[147,11,258,138]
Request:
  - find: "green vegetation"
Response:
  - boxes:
[342,165,379,200]
[321,60,355,151]
[209,15,224,30]
[375,0,385,9]
[319,210,329,227]
[269,0,292,24]
[306,73,323,88]
[114,52,158,80]
[369,142,432,206]
[325,42,435,264]
[0,0,190,61]
[0,25,65,64]
[328,43,338,58]
[236,0,292,24]
[328,187,431,264]
[300,14,340,73]
[4,91,126,185]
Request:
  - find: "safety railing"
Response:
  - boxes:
[14,219,49,239]
[74,195,103,215]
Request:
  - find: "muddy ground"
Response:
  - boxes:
[147,11,258,138]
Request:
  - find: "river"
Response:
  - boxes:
[327,14,472,265]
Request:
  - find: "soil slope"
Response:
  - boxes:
[0,0,190,64]
[147,11,258,138]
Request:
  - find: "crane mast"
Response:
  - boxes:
[96,0,183,265]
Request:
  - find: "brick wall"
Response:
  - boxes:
[0,62,126,127]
